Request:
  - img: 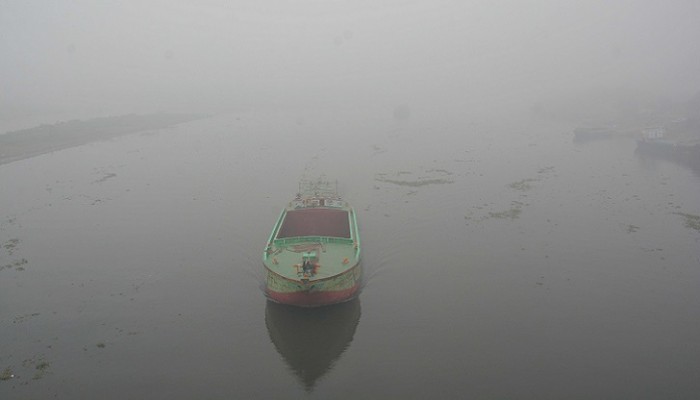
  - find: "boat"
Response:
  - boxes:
[636,137,700,173]
[636,137,679,155]
[263,178,362,307]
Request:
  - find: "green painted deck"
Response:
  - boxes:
[266,241,358,280]
[263,205,360,282]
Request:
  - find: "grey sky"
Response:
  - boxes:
[2,0,699,126]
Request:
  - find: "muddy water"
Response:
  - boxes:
[1,111,699,399]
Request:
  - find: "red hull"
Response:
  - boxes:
[266,283,360,307]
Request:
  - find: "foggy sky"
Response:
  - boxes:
[2,0,699,128]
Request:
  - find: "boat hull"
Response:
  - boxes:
[265,263,362,307]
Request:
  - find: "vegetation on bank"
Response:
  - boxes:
[0,113,206,165]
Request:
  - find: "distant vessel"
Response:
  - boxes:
[635,137,679,154]
[636,136,700,165]
[636,125,695,155]
[635,126,700,174]
[263,178,361,307]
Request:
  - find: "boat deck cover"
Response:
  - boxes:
[277,208,350,239]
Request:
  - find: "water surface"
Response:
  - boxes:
[1,110,699,399]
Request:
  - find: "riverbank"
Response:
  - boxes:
[0,113,206,166]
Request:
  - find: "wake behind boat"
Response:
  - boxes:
[263,178,362,307]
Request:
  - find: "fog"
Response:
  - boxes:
[2,2,700,399]
[3,1,700,130]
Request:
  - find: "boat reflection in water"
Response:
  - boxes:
[635,139,700,176]
[265,298,361,391]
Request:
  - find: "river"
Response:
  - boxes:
[1,109,699,399]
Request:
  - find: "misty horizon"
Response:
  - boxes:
[2,1,700,131]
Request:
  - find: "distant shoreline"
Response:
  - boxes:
[0,113,207,166]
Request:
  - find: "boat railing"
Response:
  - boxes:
[273,236,353,247]
[298,177,339,198]
[351,209,361,257]
[263,209,287,261]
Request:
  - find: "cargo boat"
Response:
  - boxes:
[263,179,361,307]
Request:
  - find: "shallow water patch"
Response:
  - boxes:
[1,238,28,271]
[508,178,539,191]
[0,368,13,381]
[375,168,454,187]
[625,224,640,233]
[487,208,522,220]
[2,238,19,255]
[15,357,52,381]
[674,212,700,231]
